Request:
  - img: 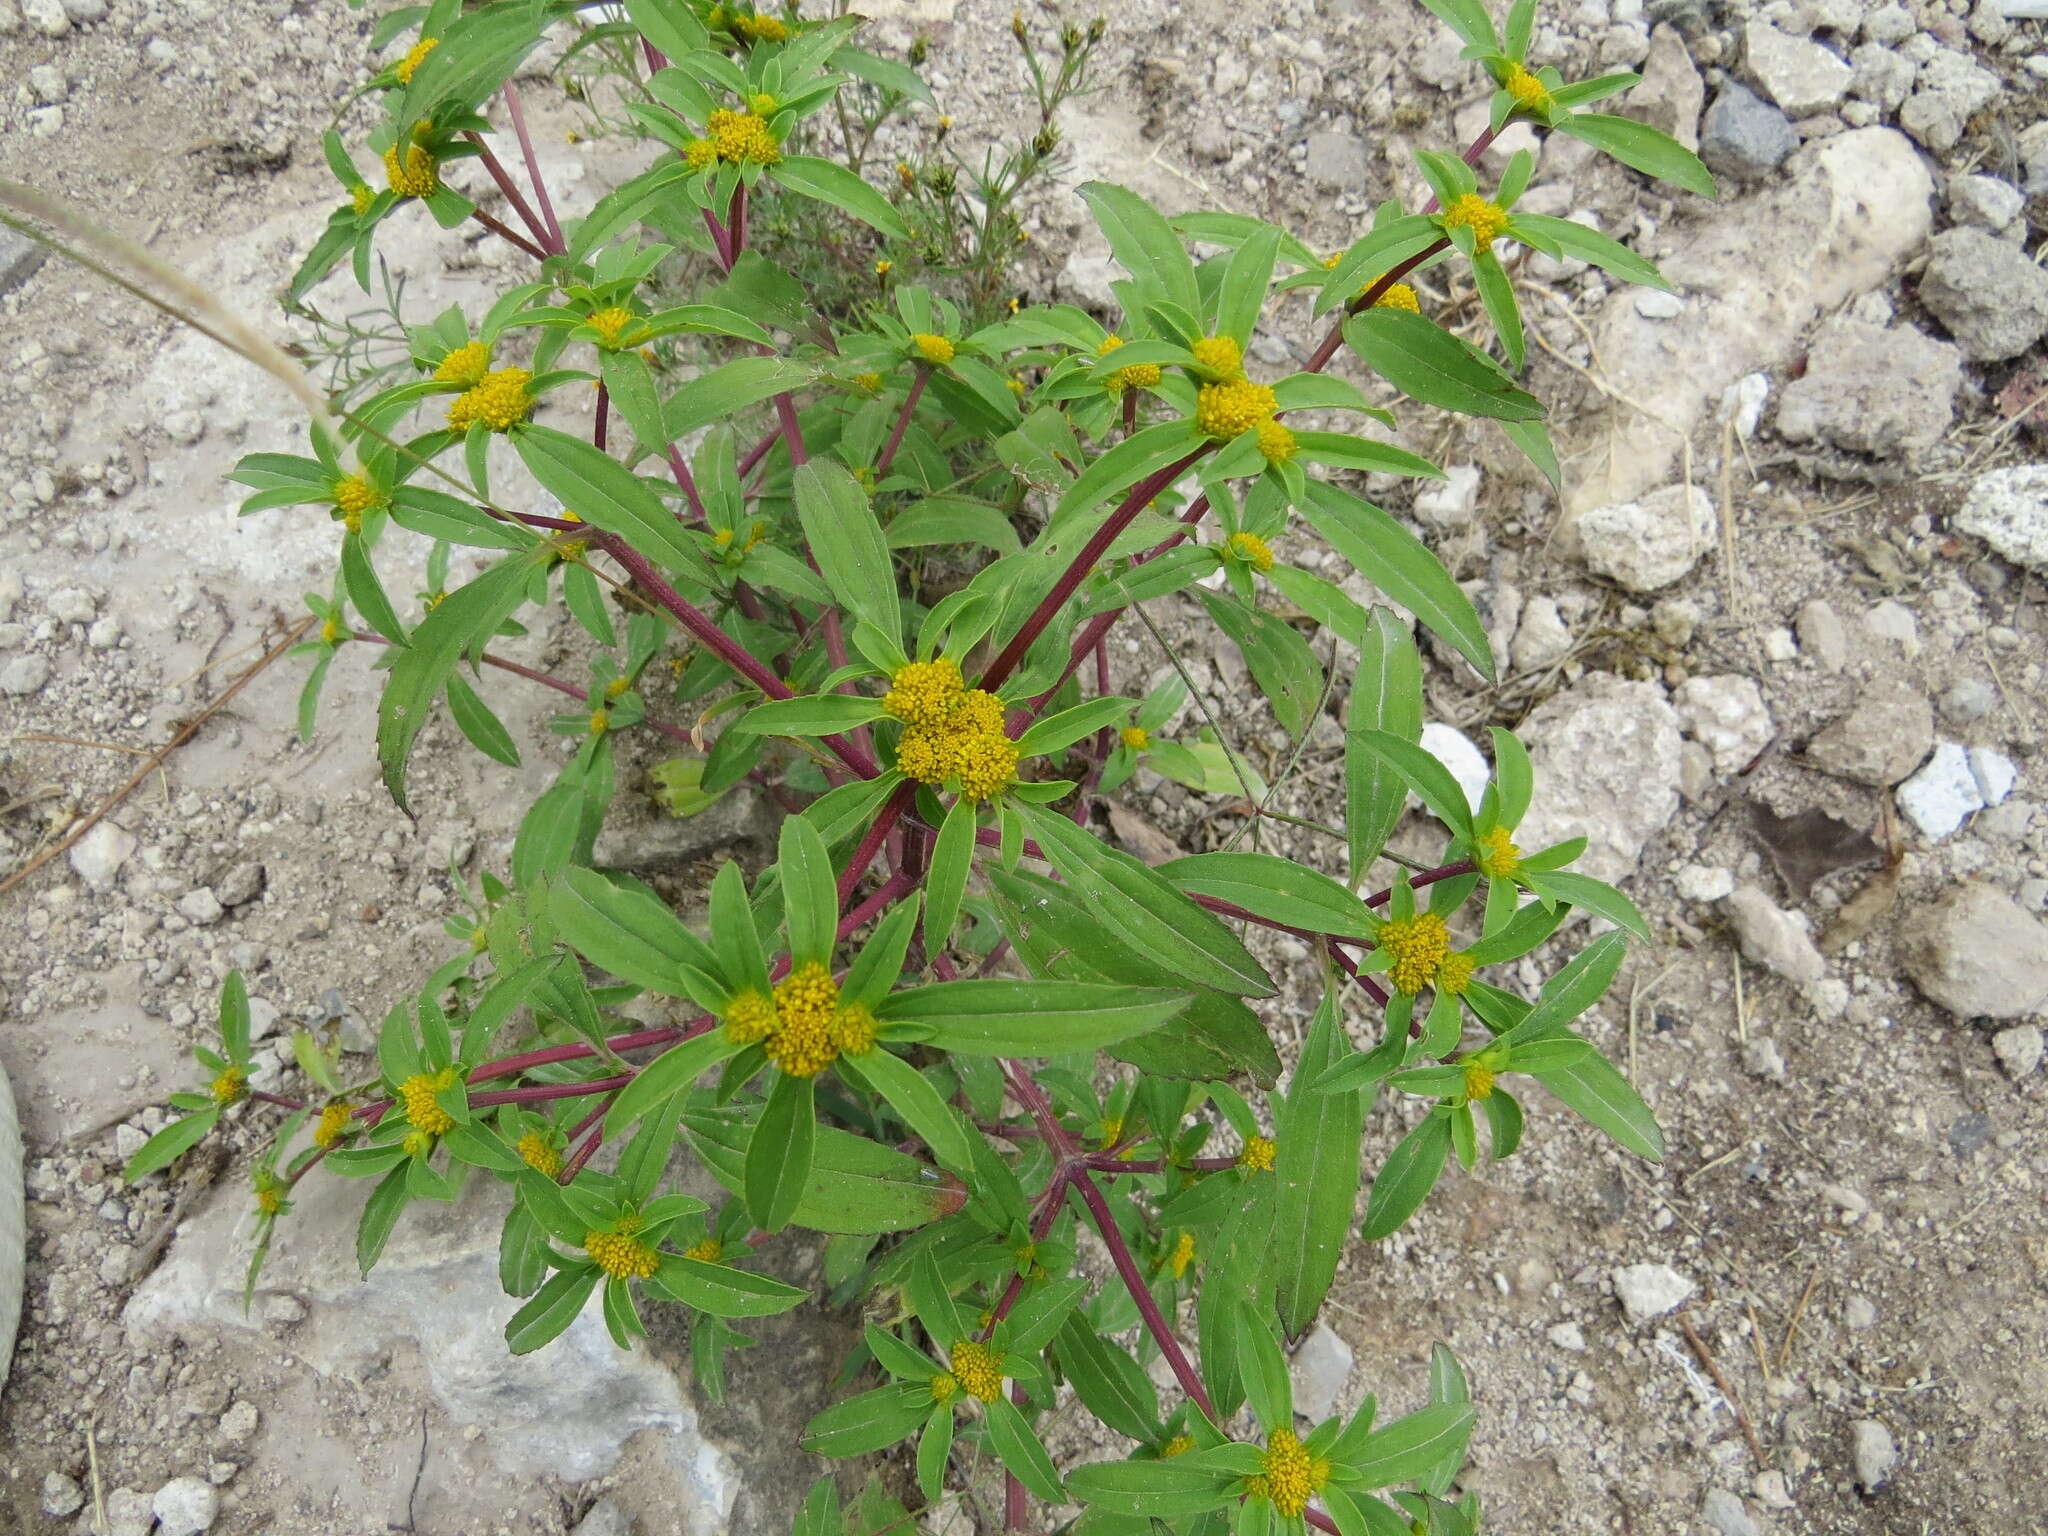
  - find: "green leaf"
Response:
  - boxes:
[1049,419,1202,529]
[1333,1403,1478,1490]
[1273,988,1371,1332]
[122,1106,219,1182]
[1291,431,1445,481]
[341,533,407,644]
[622,0,708,60]
[1523,869,1651,941]
[917,1405,954,1505]
[1346,608,1425,881]
[513,425,709,581]
[1494,931,1627,1048]
[685,1112,956,1234]
[1342,308,1543,421]
[1351,729,1475,837]
[1161,852,1375,939]
[793,1476,841,1536]
[746,1069,817,1233]
[1487,727,1533,830]
[922,795,975,953]
[1064,1457,1237,1517]
[605,1029,746,1135]
[356,1162,412,1277]
[551,865,723,995]
[1508,213,1670,290]
[1360,1112,1451,1240]
[1470,247,1523,372]
[734,693,889,736]
[778,813,838,965]
[1054,1315,1162,1444]
[875,980,1191,1056]
[663,356,817,442]
[646,1255,809,1317]
[1196,591,1323,738]
[599,347,670,458]
[1500,418,1561,492]
[1236,1301,1295,1432]
[1538,1050,1663,1160]
[833,43,934,104]
[887,496,1021,554]
[1316,214,1446,318]
[1012,696,1129,759]
[1416,0,1498,52]
[983,1394,1065,1503]
[1554,113,1717,199]
[1079,182,1201,318]
[215,970,251,1063]
[772,155,910,239]
[445,672,521,767]
[794,459,901,644]
[838,1048,978,1177]
[1299,481,1493,679]
[800,1383,935,1457]
[505,1263,602,1354]
[1215,223,1282,346]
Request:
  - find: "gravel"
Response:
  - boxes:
[1918,229,2048,362]
[1773,316,1960,456]
[1991,1023,2044,1080]
[1955,464,2048,576]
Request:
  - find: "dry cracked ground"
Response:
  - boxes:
[2,0,2047,1533]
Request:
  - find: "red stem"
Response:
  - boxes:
[1069,1168,1213,1417]
[470,207,548,261]
[462,132,553,250]
[875,367,927,478]
[665,445,710,523]
[594,379,609,452]
[502,83,564,252]
[838,782,914,903]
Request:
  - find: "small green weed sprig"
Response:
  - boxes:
[102,0,1714,1529]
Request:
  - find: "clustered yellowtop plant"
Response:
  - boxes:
[111,0,1712,1529]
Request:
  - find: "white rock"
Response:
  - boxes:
[1674,864,1735,903]
[1991,1023,2043,1079]
[68,819,139,891]
[1896,741,1984,840]
[1291,1322,1354,1422]
[1754,1469,1795,1509]
[0,654,51,695]
[1843,1293,1878,1330]
[1949,173,2025,230]
[1612,1262,1694,1322]
[21,0,68,34]
[1413,464,1482,529]
[1518,675,1683,888]
[1579,484,1717,592]
[1956,465,2048,575]
[42,1471,84,1517]
[177,888,226,926]
[1970,747,2018,807]
[1796,600,1849,672]
[216,1399,260,1445]
[1675,674,1772,776]
[152,1476,219,1536]
[1723,886,1826,983]
[1701,1488,1761,1536]
[1511,596,1572,671]
[1745,20,1854,113]
[104,1488,154,1536]
[47,586,96,622]
[573,1499,634,1536]
[1864,599,1919,654]
[1546,1321,1587,1351]
[1419,722,1491,817]
[1723,373,1770,438]
[1634,289,1684,319]
[1898,883,2048,1018]
[1850,1419,1898,1491]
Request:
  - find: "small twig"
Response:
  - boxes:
[1775,1264,1821,1373]
[1678,1310,1765,1467]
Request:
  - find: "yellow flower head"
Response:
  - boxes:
[750,92,779,114]
[1441,193,1510,254]
[1226,531,1275,573]
[896,726,955,786]
[350,183,374,216]
[320,616,345,645]
[313,1101,354,1149]
[253,1179,285,1217]
[434,340,490,386]
[767,961,843,1077]
[398,1066,462,1136]
[1476,824,1521,879]
[383,141,438,198]
[1238,1134,1276,1172]
[910,332,956,366]
[588,707,611,736]
[952,689,1006,735]
[516,1130,562,1176]
[605,676,632,699]
[929,1372,960,1404]
[874,259,893,277]
[1191,334,1244,379]
[1437,950,1477,997]
[1248,1428,1330,1518]
[1169,1231,1196,1278]
[1162,1433,1196,1458]
[1462,1058,1496,1101]
[724,989,779,1045]
[447,367,535,433]
[1255,419,1297,464]
[1504,63,1550,111]
[1097,1116,1123,1149]
[332,473,384,531]
[1120,725,1150,751]
[949,1339,1005,1402]
[587,1226,660,1280]
[834,1003,878,1058]
[1378,910,1451,994]
[1195,378,1279,440]
[731,12,790,42]
[1373,282,1421,313]
[401,1129,435,1159]
[853,371,883,394]
[954,732,1019,801]
[700,108,782,166]
[210,1066,247,1106]
[395,35,439,84]
[586,306,639,350]
[884,657,966,727]
[683,1236,725,1263]
[1098,333,1163,393]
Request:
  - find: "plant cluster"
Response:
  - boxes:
[116,0,1712,1529]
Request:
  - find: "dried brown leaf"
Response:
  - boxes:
[1751,802,1882,903]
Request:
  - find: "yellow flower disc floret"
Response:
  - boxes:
[1195,378,1279,440]
[401,1129,435,1159]
[1462,1058,1496,1101]
[253,1181,285,1217]
[954,732,1019,801]
[1169,1231,1196,1278]
[1226,531,1275,573]
[395,36,439,84]
[1162,1434,1196,1458]
[884,658,966,727]
[929,1372,960,1404]
[767,961,843,1077]
[1476,824,1522,879]
[1373,282,1421,313]
[1121,725,1150,751]
[313,1102,354,1149]
[332,473,384,532]
[1442,193,1510,254]
[586,1226,660,1280]
[447,367,535,433]
[1191,334,1244,379]
[834,1003,878,1058]
[1250,1428,1330,1519]
[433,340,490,387]
[516,1130,562,1176]
[1379,910,1451,995]
[1255,420,1297,464]
[732,12,790,42]
[949,1339,1005,1403]
[705,108,782,165]
[210,1066,247,1106]
[910,332,956,366]
[587,306,639,350]
[896,727,956,786]
[683,1237,724,1263]
[1238,1134,1276,1172]
[383,141,438,198]
[1099,333,1162,393]
[398,1066,462,1135]
[1436,950,1477,997]
[723,989,779,1046]
[1504,63,1550,111]
[350,183,374,216]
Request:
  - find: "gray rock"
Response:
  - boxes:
[1511,595,1572,672]
[1991,1023,2043,1080]
[211,861,266,908]
[1850,1419,1898,1491]
[1805,681,1934,786]
[1898,49,2000,153]
[177,888,226,927]
[216,1399,260,1445]
[1701,1488,1761,1536]
[103,1488,154,1536]
[69,819,139,891]
[1849,41,1916,111]
[1518,675,1683,889]
[1580,484,1717,592]
[1920,229,2048,363]
[1741,1036,1788,1082]
[0,1059,20,1401]
[1674,674,1772,777]
[1948,173,2025,230]
[0,226,48,297]
[1547,1320,1586,1350]
[1612,1262,1694,1322]
[124,1175,741,1531]
[1745,20,1853,114]
[1414,463,1481,529]
[42,1471,86,1517]
[46,586,96,623]
[61,0,106,17]
[1774,317,1959,456]
[20,0,66,34]
[574,1499,635,1536]
[1701,81,1799,177]
[591,790,762,874]
[1723,886,1827,984]
[1304,131,1370,190]
[153,1476,220,1535]
[1626,25,1704,150]
[1956,465,2048,575]
[1291,1322,1354,1422]
[1863,3,1915,43]
[1795,600,1849,672]
[1899,883,2048,1018]
[1940,677,1997,725]
[0,653,51,696]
